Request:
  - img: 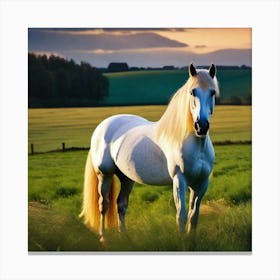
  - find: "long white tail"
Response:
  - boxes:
[79,151,118,233]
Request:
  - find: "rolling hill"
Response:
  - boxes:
[102,69,251,106]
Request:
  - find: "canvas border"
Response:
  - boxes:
[1,0,279,279]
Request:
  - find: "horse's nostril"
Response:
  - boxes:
[195,120,209,135]
[201,121,209,133]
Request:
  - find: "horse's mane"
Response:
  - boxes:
[156,69,219,148]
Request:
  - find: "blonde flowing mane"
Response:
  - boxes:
[156,69,219,148]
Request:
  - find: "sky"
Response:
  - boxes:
[28,28,252,68]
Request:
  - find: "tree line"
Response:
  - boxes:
[28,53,109,107]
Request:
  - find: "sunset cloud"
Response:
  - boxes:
[38,28,189,35]
[78,47,189,55]
[195,45,207,48]
[28,28,251,67]
[28,29,188,52]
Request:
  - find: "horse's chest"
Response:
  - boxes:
[182,143,214,186]
[185,157,212,183]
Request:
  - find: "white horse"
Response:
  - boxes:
[80,64,220,242]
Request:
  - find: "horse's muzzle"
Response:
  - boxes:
[194,120,209,137]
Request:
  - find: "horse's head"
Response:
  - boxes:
[188,63,219,138]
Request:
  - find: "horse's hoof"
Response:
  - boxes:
[118,226,126,234]
[99,236,105,243]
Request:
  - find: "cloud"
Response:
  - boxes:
[28,29,251,67]
[34,28,188,34]
[79,47,180,55]
[195,45,207,48]
[28,28,188,52]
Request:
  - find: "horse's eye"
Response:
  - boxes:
[191,89,196,96]
[210,89,216,96]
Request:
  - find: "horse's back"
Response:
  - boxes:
[90,114,149,174]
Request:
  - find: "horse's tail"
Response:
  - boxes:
[79,151,118,233]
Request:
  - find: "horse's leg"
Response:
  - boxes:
[173,172,188,233]
[187,179,209,233]
[97,174,113,241]
[117,175,134,233]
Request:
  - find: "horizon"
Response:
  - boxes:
[28,52,252,69]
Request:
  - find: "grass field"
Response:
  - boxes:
[103,69,251,105]
[28,105,252,251]
[28,105,251,153]
[28,145,251,251]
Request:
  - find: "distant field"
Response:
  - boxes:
[103,69,251,105]
[28,105,251,153]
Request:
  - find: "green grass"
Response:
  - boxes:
[28,105,251,153]
[28,145,251,251]
[103,69,251,106]
[28,103,252,251]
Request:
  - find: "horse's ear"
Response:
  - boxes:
[189,63,197,77]
[209,64,216,78]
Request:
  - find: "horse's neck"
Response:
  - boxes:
[158,131,212,163]
[183,133,211,151]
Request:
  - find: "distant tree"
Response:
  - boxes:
[230,95,242,105]
[244,94,252,105]
[163,65,175,70]
[107,62,129,72]
[28,53,109,107]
